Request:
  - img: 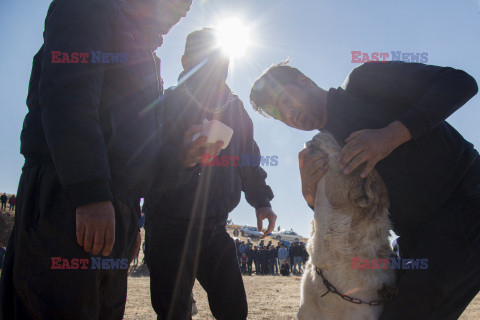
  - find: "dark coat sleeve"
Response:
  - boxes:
[345,62,478,140]
[150,88,201,191]
[238,101,274,209]
[38,0,114,207]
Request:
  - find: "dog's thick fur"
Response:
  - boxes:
[298,133,396,320]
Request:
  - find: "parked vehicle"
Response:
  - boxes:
[240,225,263,238]
[271,230,302,242]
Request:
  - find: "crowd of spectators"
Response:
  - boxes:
[234,237,309,276]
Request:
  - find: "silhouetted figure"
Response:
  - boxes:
[280,259,290,276]
[8,195,16,212]
[0,193,7,211]
[0,1,193,319]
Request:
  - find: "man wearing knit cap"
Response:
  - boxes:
[144,27,277,320]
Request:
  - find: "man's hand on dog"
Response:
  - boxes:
[338,121,412,178]
[299,147,329,208]
[180,124,224,168]
[256,207,277,239]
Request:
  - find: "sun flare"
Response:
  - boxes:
[216,17,251,59]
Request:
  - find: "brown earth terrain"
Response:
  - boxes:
[0,213,478,319]
[125,225,480,319]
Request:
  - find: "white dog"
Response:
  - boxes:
[298,132,397,320]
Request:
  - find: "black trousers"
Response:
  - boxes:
[247,259,253,274]
[0,165,139,320]
[145,218,248,320]
[380,158,480,320]
[261,260,268,274]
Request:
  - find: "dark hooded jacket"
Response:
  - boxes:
[145,76,274,223]
[21,0,167,207]
[324,62,478,237]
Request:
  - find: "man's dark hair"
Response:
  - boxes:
[184,27,218,61]
[249,61,318,117]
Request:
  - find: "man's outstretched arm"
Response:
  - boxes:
[239,107,276,237]
[241,140,276,238]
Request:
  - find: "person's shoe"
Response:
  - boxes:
[192,302,198,316]
[192,294,198,316]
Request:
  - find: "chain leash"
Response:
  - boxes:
[315,266,398,306]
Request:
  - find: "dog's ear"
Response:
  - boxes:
[348,176,378,208]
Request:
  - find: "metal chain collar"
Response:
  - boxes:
[183,83,236,114]
[315,266,398,306]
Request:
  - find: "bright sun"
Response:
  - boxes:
[216,17,251,58]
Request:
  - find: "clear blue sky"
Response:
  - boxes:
[1,0,479,237]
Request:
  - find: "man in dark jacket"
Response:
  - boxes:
[8,195,15,212]
[300,242,309,266]
[144,28,276,320]
[0,1,192,319]
[288,241,296,273]
[256,246,264,274]
[259,246,269,275]
[0,194,7,212]
[250,61,479,319]
[246,245,254,275]
[280,258,290,276]
[290,241,302,274]
[253,245,260,274]
[268,245,278,274]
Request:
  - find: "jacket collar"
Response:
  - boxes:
[123,0,164,51]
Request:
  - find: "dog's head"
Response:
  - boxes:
[307,132,389,213]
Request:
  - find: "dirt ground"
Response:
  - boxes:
[125,274,301,320]
[1,216,479,319]
[125,274,480,320]
[124,226,480,320]
[0,211,14,247]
